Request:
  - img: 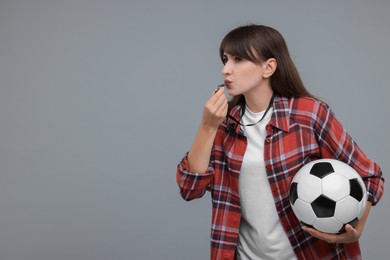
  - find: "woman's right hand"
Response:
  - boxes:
[201,87,228,129]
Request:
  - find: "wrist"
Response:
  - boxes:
[199,122,219,133]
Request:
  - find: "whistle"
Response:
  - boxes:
[214,83,233,101]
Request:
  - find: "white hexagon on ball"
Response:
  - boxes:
[333,161,358,180]
[314,217,343,234]
[297,174,322,203]
[292,199,317,225]
[322,173,350,201]
[358,196,368,219]
[334,197,359,223]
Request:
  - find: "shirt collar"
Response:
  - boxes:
[227,95,291,134]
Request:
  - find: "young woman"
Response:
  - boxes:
[176,24,384,260]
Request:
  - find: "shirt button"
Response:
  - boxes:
[266,125,272,135]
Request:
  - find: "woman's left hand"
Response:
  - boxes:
[302,201,372,244]
[302,224,360,244]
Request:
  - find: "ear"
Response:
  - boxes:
[262,58,277,79]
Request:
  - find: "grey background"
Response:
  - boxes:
[0,1,388,259]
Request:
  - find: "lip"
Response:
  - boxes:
[224,80,233,87]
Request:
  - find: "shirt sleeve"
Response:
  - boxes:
[313,101,384,206]
[176,151,215,201]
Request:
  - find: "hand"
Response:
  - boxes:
[302,201,371,244]
[201,87,228,129]
[302,224,361,244]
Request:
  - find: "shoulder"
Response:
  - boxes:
[278,96,333,127]
[285,96,331,119]
[289,96,330,112]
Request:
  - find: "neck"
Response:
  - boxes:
[244,84,274,113]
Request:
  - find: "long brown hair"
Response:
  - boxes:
[219,24,314,113]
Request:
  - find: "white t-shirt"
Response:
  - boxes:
[237,106,297,260]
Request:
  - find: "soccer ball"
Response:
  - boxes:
[289,159,367,234]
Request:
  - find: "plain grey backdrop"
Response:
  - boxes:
[0,1,388,259]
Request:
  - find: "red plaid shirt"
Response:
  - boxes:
[177,96,384,260]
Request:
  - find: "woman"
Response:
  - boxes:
[176,24,384,260]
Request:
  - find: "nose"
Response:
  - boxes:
[221,62,232,76]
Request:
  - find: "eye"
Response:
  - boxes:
[234,56,242,62]
[222,55,228,64]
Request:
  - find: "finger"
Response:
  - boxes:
[207,91,226,112]
[214,87,226,100]
[206,88,224,108]
[216,99,228,116]
[302,226,321,237]
[204,98,224,116]
[213,91,227,108]
[345,224,359,239]
[345,224,355,232]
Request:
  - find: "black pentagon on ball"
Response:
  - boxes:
[349,178,364,201]
[311,195,336,217]
[310,162,335,178]
[289,182,298,204]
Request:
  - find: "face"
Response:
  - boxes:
[221,53,266,97]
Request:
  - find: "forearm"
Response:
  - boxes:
[315,102,384,205]
[187,124,218,173]
[355,201,372,236]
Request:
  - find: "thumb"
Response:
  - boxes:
[345,224,357,234]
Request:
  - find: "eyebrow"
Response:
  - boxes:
[222,53,234,58]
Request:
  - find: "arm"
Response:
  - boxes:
[306,101,384,242]
[188,87,228,173]
[314,102,384,206]
[176,87,228,200]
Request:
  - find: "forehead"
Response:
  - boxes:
[220,42,259,62]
